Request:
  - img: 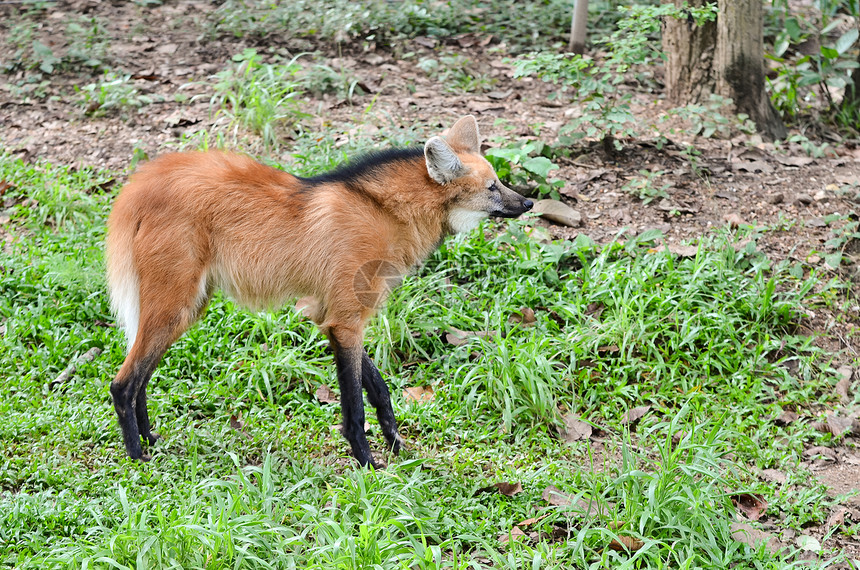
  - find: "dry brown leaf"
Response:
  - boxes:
[315,384,338,405]
[731,522,785,554]
[509,307,537,327]
[229,414,252,439]
[559,413,592,443]
[825,506,849,531]
[774,155,814,167]
[803,446,837,462]
[413,36,437,48]
[499,526,526,543]
[445,326,494,347]
[403,385,435,403]
[836,366,854,404]
[516,514,549,528]
[774,410,799,426]
[759,469,787,485]
[621,405,651,426]
[731,493,768,521]
[495,481,523,496]
[542,485,573,507]
[826,414,855,437]
[585,302,604,318]
[476,481,523,497]
[608,535,644,551]
[596,344,619,356]
[724,213,746,228]
[734,160,773,173]
[666,244,699,257]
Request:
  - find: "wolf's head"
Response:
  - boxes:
[424,116,534,234]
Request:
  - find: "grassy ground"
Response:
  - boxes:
[0,143,851,568]
[1,0,858,567]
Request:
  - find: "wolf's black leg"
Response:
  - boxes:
[111,352,162,461]
[330,336,379,468]
[134,383,159,446]
[361,350,402,455]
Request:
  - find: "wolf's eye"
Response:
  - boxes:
[489,182,499,192]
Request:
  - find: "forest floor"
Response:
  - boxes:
[2,0,860,563]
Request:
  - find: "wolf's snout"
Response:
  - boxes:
[523,199,534,210]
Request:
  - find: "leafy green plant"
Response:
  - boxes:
[822,217,860,268]
[512,3,718,153]
[78,73,157,117]
[622,169,670,204]
[484,141,564,199]
[417,54,495,94]
[767,22,859,119]
[298,62,365,102]
[208,0,572,50]
[209,49,309,151]
[1,13,108,74]
[670,94,758,139]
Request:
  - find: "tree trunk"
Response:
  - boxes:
[661,0,786,139]
[715,0,786,139]
[569,0,589,54]
[843,48,860,107]
[661,0,717,104]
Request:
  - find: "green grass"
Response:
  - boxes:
[0,144,853,568]
[208,0,572,51]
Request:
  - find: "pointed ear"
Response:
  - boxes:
[425,136,466,184]
[445,115,481,153]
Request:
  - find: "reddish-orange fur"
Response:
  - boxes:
[106,116,533,467]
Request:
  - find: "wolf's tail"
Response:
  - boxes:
[106,214,140,352]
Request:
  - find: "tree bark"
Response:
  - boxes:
[843,48,860,107]
[661,0,717,104]
[661,0,786,139]
[569,0,589,54]
[715,0,786,139]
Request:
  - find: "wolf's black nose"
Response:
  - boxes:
[523,199,534,210]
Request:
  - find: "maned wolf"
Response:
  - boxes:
[106,115,534,468]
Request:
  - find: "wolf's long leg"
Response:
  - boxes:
[328,330,379,468]
[361,351,402,454]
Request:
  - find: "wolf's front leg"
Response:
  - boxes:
[361,350,403,455]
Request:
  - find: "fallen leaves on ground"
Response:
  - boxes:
[476,481,523,497]
[403,385,435,403]
[541,485,611,517]
[445,326,494,346]
[774,409,799,426]
[665,243,699,257]
[508,306,536,327]
[315,384,338,405]
[498,526,526,543]
[229,414,251,439]
[835,365,854,404]
[825,506,850,531]
[608,535,644,552]
[559,413,592,442]
[621,405,650,427]
[731,493,768,521]
[731,522,785,554]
